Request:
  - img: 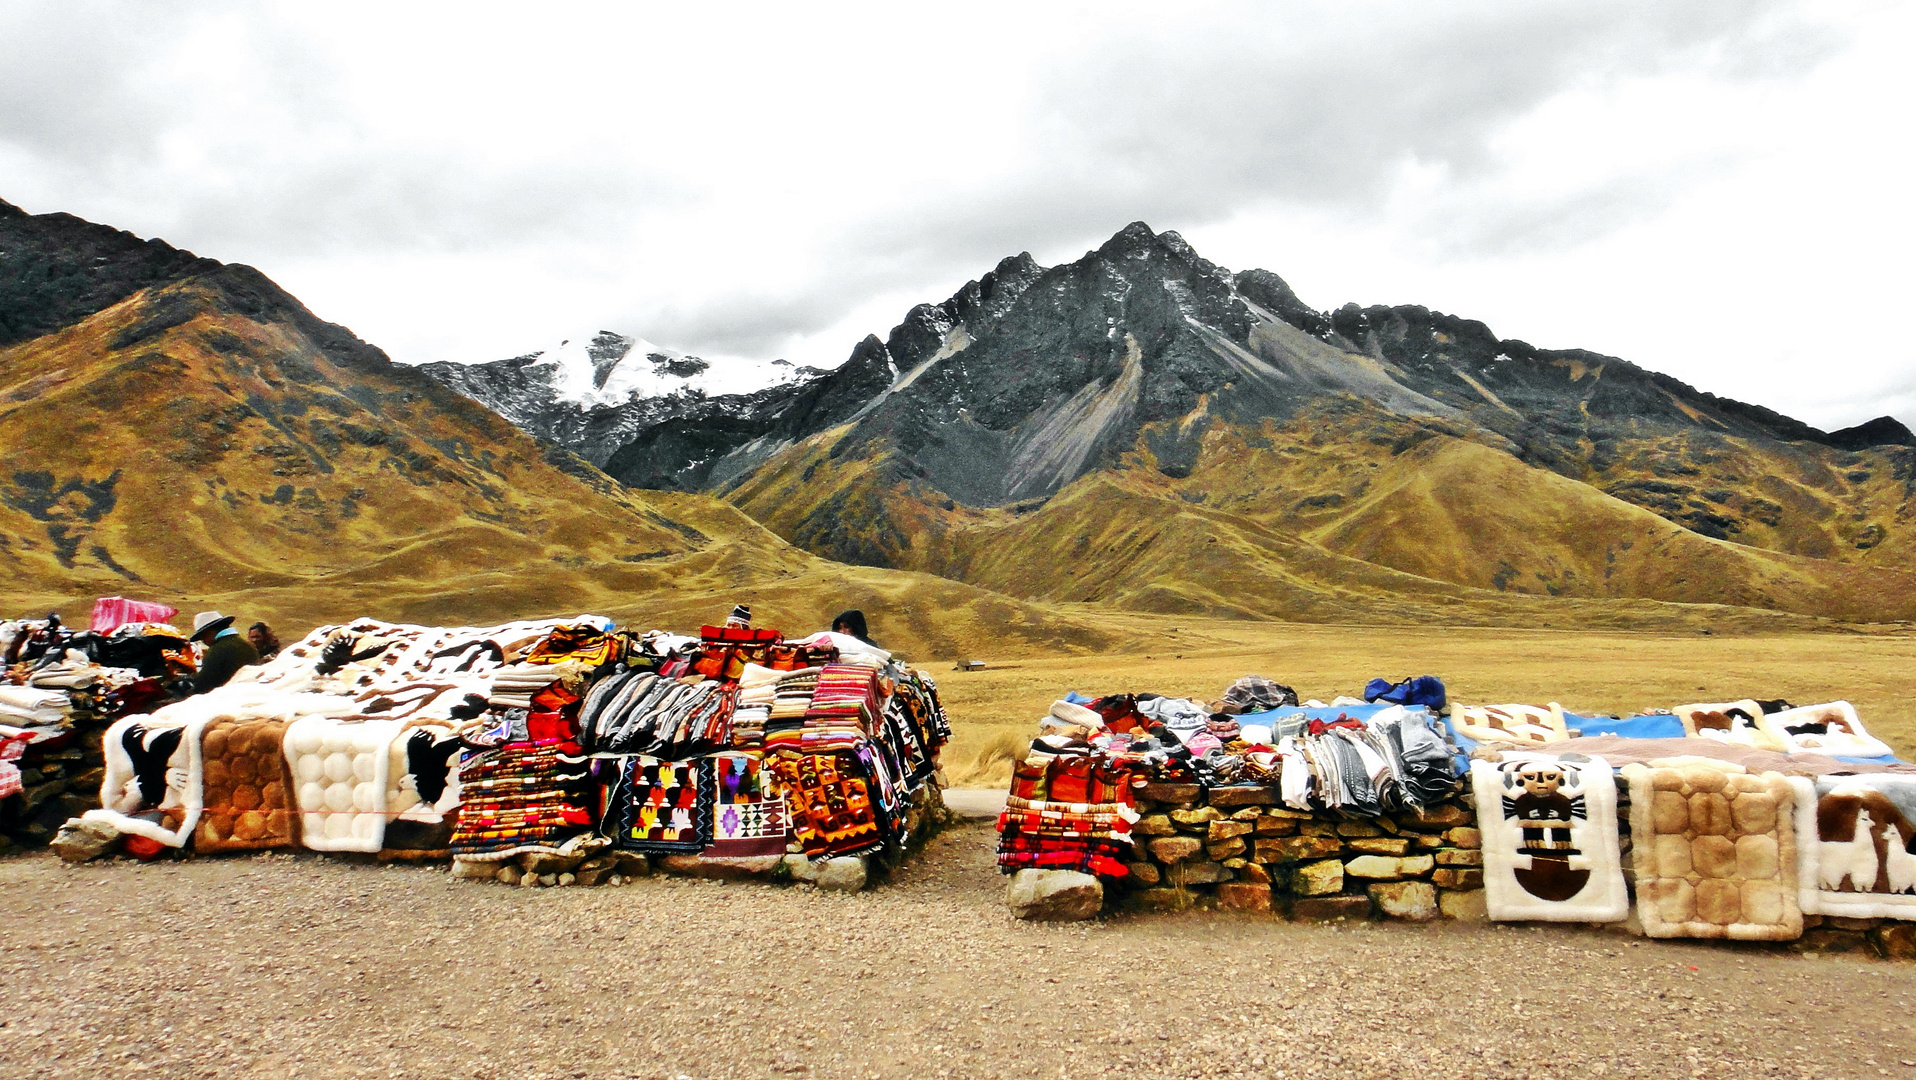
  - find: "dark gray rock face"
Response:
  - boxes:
[1826,416,1915,451]
[0,197,220,348]
[420,219,1881,510]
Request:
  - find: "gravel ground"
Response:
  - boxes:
[2,824,1913,1080]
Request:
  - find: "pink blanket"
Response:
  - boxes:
[90,597,180,633]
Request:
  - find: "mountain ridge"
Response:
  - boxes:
[421,220,1916,624]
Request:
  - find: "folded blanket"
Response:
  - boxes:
[1787,775,1916,919]
[0,684,68,724]
[1624,764,1802,940]
[1470,756,1627,922]
[283,716,404,852]
[195,717,298,853]
[84,714,208,847]
[1760,701,1892,759]
[452,739,592,859]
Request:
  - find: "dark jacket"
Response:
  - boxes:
[191,633,259,694]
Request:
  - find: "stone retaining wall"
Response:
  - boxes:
[1118,781,1484,921]
[1,730,106,854]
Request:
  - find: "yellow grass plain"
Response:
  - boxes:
[931,615,1916,787]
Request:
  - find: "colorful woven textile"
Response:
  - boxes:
[996,754,1139,877]
[600,754,713,854]
[89,596,179,634]
[522,624,620,667]
[702,752,792,857]
[450,739,591,859]
[768,751,884,859]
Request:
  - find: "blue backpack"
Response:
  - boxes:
[1363,675,1447,710]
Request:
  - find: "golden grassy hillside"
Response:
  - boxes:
[0,269,1128,661]
[724,401,1916,626]
[933,616,1916,786]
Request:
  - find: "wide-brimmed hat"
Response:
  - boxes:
[189,610,236,642]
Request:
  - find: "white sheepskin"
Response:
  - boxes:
[1470,755,1628,922]
[1671,699,1784,752]
[1789,775,1916,920]
[1451,703,1569,747]
[1761,701,1891,759]
[284,716,403,852]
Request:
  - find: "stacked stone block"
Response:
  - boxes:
[1119,781,1484,921]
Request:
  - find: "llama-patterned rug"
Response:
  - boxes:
[1671,700,1783,752]
[1450,704,1568,747]
[1470,755,1628,922]
[1761,701,1893,759]
[1624,764,1802,940]
[1787,774,1916,919]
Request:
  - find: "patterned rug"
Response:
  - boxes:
[1787,775,1916,919]
[1470,756,1628,922]
[702,752,792,857]
[602,754,714,854]
[1624,764,1802,940]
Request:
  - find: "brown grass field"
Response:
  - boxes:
[931,615,1916,787]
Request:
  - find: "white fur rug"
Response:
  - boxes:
[1470,756,1628,922]
[1788,774,1916,919]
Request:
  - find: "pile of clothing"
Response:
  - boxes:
[61,611,951,880]
[996,674,1460,879]
[1,610,186,849]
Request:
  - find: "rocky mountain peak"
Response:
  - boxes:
[0,197,222,349]
[1827,415,1916,450]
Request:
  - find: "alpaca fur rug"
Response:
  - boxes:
[283,715,404,852]
[1469,755,1628,922]
[383,723,464,854]
[85,714,208,847]
[1450,703,1568,747]
[1624,764,1802,940]
[194,717,298,853]
[1671,699,1784,752]
[1787,774,1916,919]
[1761,701,1892,759]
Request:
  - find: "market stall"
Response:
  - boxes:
[39,610,951,891]
[995,675,1916,957]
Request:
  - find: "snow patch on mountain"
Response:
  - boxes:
[492,330,824,407]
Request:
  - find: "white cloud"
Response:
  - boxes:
[1,0,1909,429]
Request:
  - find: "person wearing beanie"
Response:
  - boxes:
[179,611,259,696]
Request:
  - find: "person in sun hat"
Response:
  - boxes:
[177,610,259,696]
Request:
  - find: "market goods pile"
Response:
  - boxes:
[996,675,1916,957]
[30,612,951,890]
[0,599,190,851]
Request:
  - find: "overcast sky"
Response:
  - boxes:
[3,1,1911,430]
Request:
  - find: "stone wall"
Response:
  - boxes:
[1,730,106,854]
[1118,781,1484,922]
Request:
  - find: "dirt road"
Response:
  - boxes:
[2,825,1912,1080]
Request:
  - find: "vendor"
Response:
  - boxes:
[831,609,874,645]
[246,621,282,662]
[179,610,259,695]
